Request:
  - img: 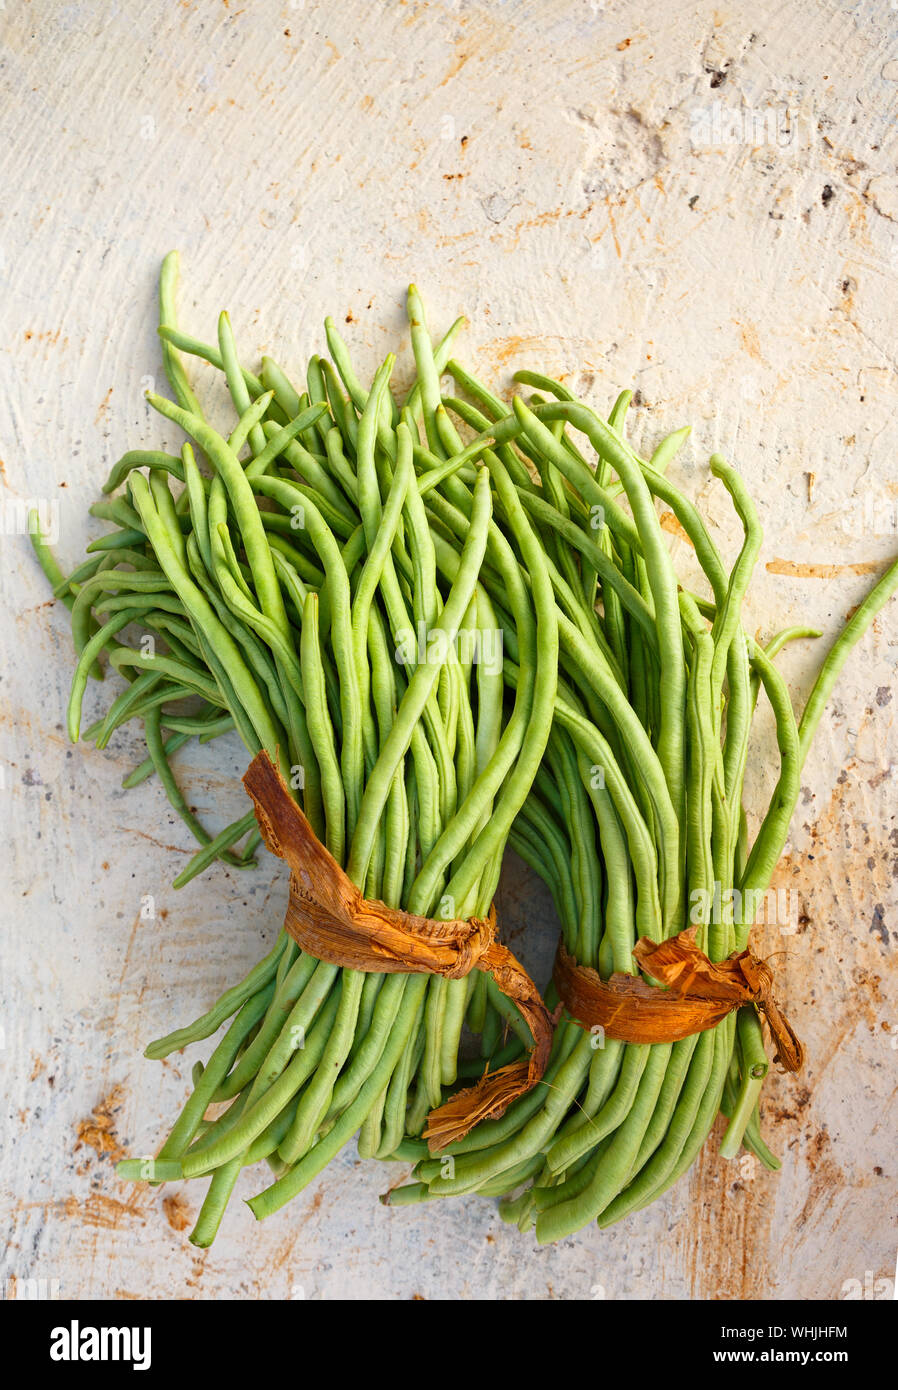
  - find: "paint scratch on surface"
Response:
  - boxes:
[766,558,884,578]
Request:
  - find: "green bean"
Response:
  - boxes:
[355,356,395,544]
[102,451,186,495]
[424,1025,592,1196]
[597,1021,731,1226]
[718,1007,768,1160]
[227,389,275,459]
[259,356,302,424]
[403,314,466,418]
[251,474,363,831]
[739,643,801,906]
[300,592,345,861]
[247,405,332,483]
[707,455,762,719]
[67,608,156,740]
[278,970,366,1163]
[520,399,686,849]
[798,555,898,765]
[171,811,260,889]
[209,953,320,1104]
[323,974,408,1120]
[536,1043,672,1241]
[153,983,277,1164]
[89,496,145,533]
[146,393,291,641]
[122,729,191,787]
[376,1014,429,1158]
[246,976,429,1219]
[407,285,447,459]
[159,251,204,417]
[108,645,221,704]
[143,706,252,868]
[144,934,289,1060]
[544,1042,651,1174]
[182,982,343,1178]
[156,323,265,398]
[346,468,492,891]
[129,473,289,772]
[321,358,359,453]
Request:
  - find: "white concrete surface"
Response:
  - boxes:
[1,0,896,1300]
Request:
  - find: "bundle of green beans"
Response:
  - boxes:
[32,254,897,1245]
[32,253,559,1245]
[382,365,898,1240]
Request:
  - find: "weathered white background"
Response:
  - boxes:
[1,0,896,1301]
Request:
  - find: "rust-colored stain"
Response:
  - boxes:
[162,1192,192,1232]
[766,558,884,578]
[478,333,592,375]
[118,911,143,989]
[679,752,895,1298]
[23,328,65,346]
[81,1192,148,1230]
[264,1188,333,1288]
[118,824,193,855]
[513,206,591,234]
[682,1098,852,1298]
[682,1115,778,1299]
[74,1085,127,1165]
[604,195,623,261]
[659,511,694,544]
[94,386,113,426]
[184,1250,208,1291]
[738,320,762,360]
[13,1189,149,1228]
[439,49,472,87]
